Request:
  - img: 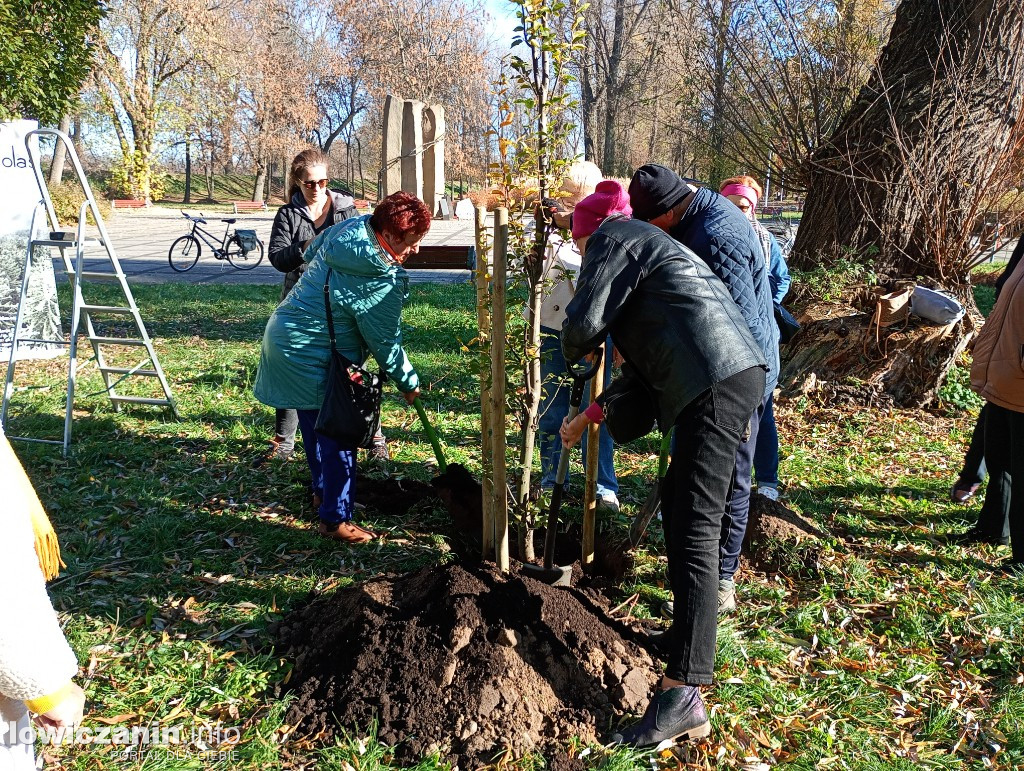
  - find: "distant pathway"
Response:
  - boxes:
[61,209,477,286]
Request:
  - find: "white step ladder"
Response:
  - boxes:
[1,128,178,456]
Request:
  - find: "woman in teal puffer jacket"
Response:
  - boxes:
[254,192,429,543]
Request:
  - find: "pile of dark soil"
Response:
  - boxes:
[277,562,658,766]
[743,493,826,574]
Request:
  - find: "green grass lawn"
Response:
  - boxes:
[3,282,1022,770]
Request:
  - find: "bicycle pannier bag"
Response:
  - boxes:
[235,229,259,254]
[314,270,387,448]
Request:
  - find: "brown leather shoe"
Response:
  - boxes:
[251,437,294,468]
[318,520,376,543]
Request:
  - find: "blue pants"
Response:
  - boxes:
[752,393,779,491]
[538,329,617,498]
[719,394,768,580]
[296,409,357,525]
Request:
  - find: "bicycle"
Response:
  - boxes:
[168,212,265,272]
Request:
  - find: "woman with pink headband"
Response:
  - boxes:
[719,175,791,502]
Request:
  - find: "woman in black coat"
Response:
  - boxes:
[559,192,766,748]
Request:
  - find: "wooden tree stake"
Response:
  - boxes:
[474,205,494,559]
[583,343,605,569]
[490,208,510,572]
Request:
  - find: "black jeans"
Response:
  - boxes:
[662,366,765,684]
[720,393,768,580]
[958,404,988,487]
[978,403,1023,557]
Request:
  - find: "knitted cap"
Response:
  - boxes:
[628,163,692,221]
[572,180,632,239]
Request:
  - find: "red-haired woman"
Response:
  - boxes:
[254,192,430,543]
[260,148,360,465]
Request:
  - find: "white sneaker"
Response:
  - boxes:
[596,493,620,515]
[759,485,779,501]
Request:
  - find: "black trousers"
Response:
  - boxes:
[662,366,765,684]
[978,402,1024,559]
[957,404,988,487]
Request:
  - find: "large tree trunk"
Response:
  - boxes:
[706,0,733,188]
[601,0,626,176]
[48,114,72,186]
[183,137,192,205]
[253,157,268,202]
[579,34,600,164]
[793,0,1024,280]
[783,0,1024,407]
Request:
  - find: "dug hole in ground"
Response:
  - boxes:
[274,476,825,767]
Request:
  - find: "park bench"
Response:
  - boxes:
[353,199,371,210]
[111,199,147,209]
[232,200,268,213]
[404,244,475,270]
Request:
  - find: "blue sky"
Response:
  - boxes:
[483,0,520,51]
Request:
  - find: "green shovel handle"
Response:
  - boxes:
[413,397,448,472]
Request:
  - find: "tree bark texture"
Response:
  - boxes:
[48,114,72,186]
[183,138,192,205]
[707,0,733,189]
[779,290,978,407]
[782,0,1024,408]
[253,157,268,202]
[792,0,1024,282]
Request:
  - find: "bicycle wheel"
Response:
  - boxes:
[227,235,264,270]
[168,235,201,272]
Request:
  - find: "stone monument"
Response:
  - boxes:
[422,105,445,215]
[381,96,404,198]
[381,96,446,216]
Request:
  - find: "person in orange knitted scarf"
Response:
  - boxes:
[0,429,84,768]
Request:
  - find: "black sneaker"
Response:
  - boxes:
[952,526,1009,547]
[607,685,711,747]
[996,558,1024,575]
[647,628,669,656]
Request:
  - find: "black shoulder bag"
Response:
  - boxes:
[314,269,387,448]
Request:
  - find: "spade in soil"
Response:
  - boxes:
[412,396,487,557]
[524,352,604,586]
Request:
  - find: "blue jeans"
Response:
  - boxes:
[752,393,779,490]
[296,409,357,525]
[538,329,617,498]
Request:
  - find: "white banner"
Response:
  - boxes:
[0,120,62,360]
